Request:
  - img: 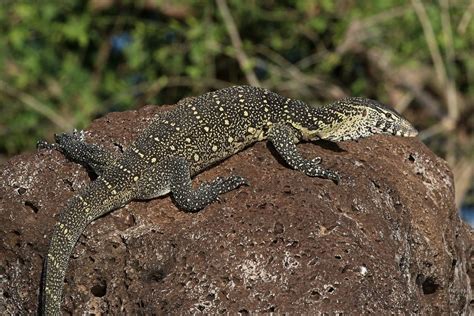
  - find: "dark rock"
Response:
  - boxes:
[0,104,472,314]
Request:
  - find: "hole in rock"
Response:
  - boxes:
[416,274,439,295]
[207,293,215,301]
[24,201,39,213]
[148,268,166,282]
[90,281,107,297]
[311,290,321,299]
[421,277,439,295]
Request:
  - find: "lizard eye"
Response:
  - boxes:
[385,112,393,119]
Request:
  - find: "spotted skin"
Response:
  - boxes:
[38,85,417,315]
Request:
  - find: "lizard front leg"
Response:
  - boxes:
[267,124,340,182]
[38,130,118,175]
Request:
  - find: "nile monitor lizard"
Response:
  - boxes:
[38,85,417,315]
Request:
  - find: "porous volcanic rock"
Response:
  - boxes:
[0,104,472,314]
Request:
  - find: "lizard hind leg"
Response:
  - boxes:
[38,130,118,175]
[167,156,249,212]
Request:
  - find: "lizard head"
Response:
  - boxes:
[316,97,418,142]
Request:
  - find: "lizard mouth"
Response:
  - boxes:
[402,128,418,137]
[370,125,418,137]
[394,124,418,137]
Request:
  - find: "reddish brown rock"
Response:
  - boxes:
[0,105,472,314]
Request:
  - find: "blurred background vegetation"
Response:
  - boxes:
[0,0,473,221]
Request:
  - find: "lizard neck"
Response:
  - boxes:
[278,99,325,141]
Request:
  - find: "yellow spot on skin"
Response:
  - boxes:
[85,207,90,213]
[212,145,218,152]
[204,126,210,132]
[239,99,245,103]
[216,100,221,105]
[193,111,198,115]
[170,145,176,151]
[224,119,230,125]
[243,111,249,117]
[264,107,269,112]
[196,116,201,120]
[193,153,199,161]
[111,190,117,195]
[133,176,139,182]
[176,127,180,131]
[263,99,267,103]
[185,138,191,143]
[170,122,175,126]
[219,107,224,112]
[64,228,68,234]
[151,157,157,163]
[228,136,234,143]
[248,127,256,134]
[191,107,196,111]
[154,137,160,142]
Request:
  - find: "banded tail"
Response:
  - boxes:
[41,179,133,315]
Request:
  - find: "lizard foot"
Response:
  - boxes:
[301,164,340,183]
[210,175,249,195]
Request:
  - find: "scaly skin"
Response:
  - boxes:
[39,86,417,315]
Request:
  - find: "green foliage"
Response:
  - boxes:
[0,0,473,162]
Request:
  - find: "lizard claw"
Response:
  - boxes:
[328,172,340,184]
[37,140,57,150]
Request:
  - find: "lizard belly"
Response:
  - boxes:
[136,187,171,200]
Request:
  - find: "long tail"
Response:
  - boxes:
[41,196,91,315]
[40,179,132,315]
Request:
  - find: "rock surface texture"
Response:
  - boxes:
[0,104,472,314]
